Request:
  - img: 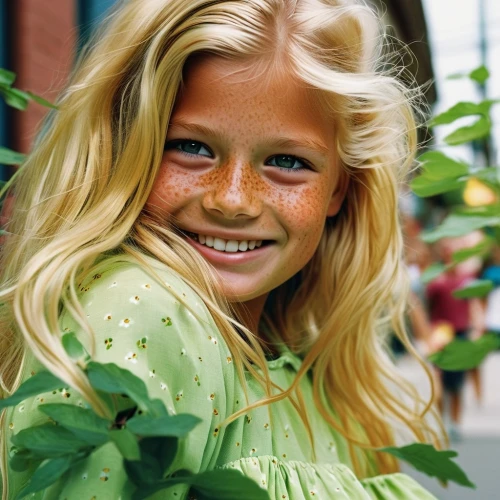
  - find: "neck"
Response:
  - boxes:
[232,294,269,333]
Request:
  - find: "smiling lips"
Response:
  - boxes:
[186,231,264,253]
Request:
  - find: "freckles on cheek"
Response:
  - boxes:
[283,185,328,228]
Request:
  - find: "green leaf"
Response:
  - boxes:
[61,331,90,362]
[444,116,491,145]
[417,151,469,177]
[0,87,30,110]
[125,453,164,486]
[429,333,500,370]
[16,456,72,499]
[9,448,43,473]
[0,68,16,86]
[421,263,447,284]
[188,469,271,500]
[421,214,500,243]
[452,238,493,264]
[0,371,64,410]
[452,279,494,299]
[0,146,26,165]
[478,98,500,115]
[381,443,475,488]
[410,151,468,197]
[430,102,483,126]
[126,413,201,438]
[86,362,154,412]
[110,428,141,461]
[25,91,58,109]
[140,436,178,476]
[11,423,90,458]
[469,65,490,85]
[38,403,111,446]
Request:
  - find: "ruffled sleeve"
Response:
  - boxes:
[5,258,235,499]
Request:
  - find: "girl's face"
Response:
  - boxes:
[147,56,346,311]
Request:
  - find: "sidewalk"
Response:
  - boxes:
[396,352,500,498]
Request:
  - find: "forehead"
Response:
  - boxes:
[173,55,334,143]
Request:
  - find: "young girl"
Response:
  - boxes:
[1,0,442,498]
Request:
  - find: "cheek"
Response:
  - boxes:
[279,184,331,231]
[275,184,332,259]
[146,165,200,212]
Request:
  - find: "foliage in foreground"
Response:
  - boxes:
[411,64,500,371]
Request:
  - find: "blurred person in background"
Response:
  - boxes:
[426,235,484,441]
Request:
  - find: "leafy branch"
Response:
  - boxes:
[0,68,56,167]
[411,64,500,371]
[0,333,269,500]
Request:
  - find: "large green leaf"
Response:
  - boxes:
[86,362,154,412]
[429,333,500,371]
[38,403,111,446]
[110,428,141,461]
[61,332,90,362]
[0,146,26,165]
[0,68,16,86]
[381,443,475,488]
[421,214,500,243]
[16,456,73,499]
[126,413,201,438]
[0,371,64,410]
[11,424,90,458]
[429,102,483,126]
[444,116,491,145]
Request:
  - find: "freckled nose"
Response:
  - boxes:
[203,161,262,219]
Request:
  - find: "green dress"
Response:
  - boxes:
[3,257,437,499]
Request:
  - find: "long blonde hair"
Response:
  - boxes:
[0,0,442,491]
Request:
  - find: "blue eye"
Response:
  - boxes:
[267,155,308,171]
[165,140,213,158]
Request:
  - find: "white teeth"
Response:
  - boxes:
[189,232,267,252]
[213,237,226,251]
[225,240,239,252]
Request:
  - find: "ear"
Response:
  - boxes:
[326,173,349,217]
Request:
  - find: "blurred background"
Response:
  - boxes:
[0,0,499,498]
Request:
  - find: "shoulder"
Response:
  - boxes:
[61,256,232,381]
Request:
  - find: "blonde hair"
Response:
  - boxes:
[0,0,443,493]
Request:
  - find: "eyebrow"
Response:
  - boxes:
[168,120,330,156]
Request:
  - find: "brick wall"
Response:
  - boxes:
[12,0,76,153]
